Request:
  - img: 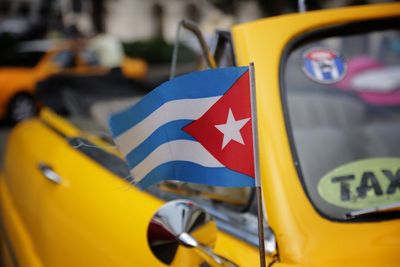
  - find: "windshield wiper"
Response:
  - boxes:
[344,201,400,219]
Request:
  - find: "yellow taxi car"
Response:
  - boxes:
[0,40,147,123]
[0,40,110,122]
[1,2,399,267]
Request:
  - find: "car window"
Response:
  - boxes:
[52,50,77,68]
[283,20,400,220]
[80,49,100,66]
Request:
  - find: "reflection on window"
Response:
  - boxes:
[284,27,400,220]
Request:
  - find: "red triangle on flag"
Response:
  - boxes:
[183,71,255,178]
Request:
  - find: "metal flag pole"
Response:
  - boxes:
[249,62,266,267]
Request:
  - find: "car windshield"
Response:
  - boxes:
[37,53,259,245]
[66,95,254,210]
[283,21,400,220]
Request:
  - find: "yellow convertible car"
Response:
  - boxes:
[1,2,400,267]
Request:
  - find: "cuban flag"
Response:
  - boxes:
[303,48,346,83]
[108,67,255,189]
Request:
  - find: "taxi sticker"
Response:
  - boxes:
[302,47,347,84]
[318,158,400,210]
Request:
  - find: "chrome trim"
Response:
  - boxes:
[147,200,237,266]
[345,201,400,219]
[265,228,278,257]
[147,186,265,247]
[38,163,62,184]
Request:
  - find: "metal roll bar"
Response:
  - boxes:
[170,19,217,80]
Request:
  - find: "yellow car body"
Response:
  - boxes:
[0,3,399,267]
[233,2,400,267]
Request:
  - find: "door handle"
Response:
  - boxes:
[38,163,62,184]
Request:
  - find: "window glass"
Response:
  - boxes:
[52,50,76,68]
[80,49,100,66]
[284,24,400,220]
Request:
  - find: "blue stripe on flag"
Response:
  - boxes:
[109,67,248,137]
[135,161,255,189]
[125,119,194,168]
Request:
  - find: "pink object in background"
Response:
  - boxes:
[335,55,400,106]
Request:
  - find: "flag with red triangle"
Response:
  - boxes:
[109,67,256,189]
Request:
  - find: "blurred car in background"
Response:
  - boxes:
[36,72,151,118]
[0,39,148,123]
[0,40,104,122]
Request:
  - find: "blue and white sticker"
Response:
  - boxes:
[302,47,347,84]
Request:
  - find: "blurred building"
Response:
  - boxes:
[0,0,262,42]
[0,0,44,21]
[104,0,261,42]
[0,0,55,39]
[3,0,391,42]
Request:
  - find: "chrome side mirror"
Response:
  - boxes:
[147,200,237,266]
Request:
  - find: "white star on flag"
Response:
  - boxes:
[215,108,250,149]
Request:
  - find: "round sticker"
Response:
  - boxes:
[302,47,347,84]
[318,157,400,210]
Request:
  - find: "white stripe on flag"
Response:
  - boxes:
[115,96,220,155]
[131,140,223,182]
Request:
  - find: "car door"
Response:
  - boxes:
[35,115,165,266]
[0,119,64,267]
